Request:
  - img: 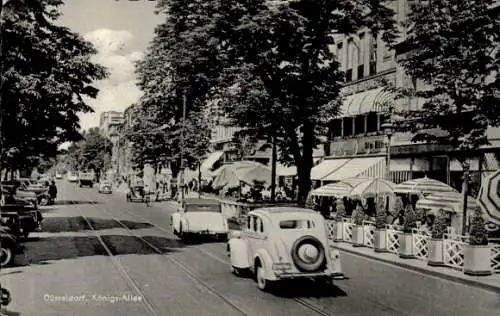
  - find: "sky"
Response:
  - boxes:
[58,0,164,130]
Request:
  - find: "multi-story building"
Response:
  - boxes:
[312,0,500,191]
[115,105,135,179]
[99,111,124,138]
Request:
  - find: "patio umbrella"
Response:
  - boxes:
[394,176,457,195]
[416,191,478,214]
[477,170,500,224]
[311,177,395,198]
[212,161,272,189]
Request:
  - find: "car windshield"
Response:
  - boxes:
[185,204,221,213]
[279,219,315,229]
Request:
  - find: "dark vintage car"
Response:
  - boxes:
[0,202,42,239]
[126,185,149,203]
[0,226,22,267]
[1,182,38,209]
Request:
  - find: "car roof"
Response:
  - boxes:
[250,207,319,218]
[183,198,220,205]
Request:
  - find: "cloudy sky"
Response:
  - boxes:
[58,0,164,130]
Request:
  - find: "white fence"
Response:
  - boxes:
[492,245,500,274]
[342,218,354,243]
[411,229,429,261]
[443,233,469,270]
[363,220,375,248]
[385,224,401,253]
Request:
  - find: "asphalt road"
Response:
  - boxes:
[1,181,499,316]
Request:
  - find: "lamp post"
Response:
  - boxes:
[381,117,394,181]
[461,160,470,235]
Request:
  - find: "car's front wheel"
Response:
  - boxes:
[0,245,15,267]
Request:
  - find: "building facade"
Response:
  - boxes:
[99,111,124,139]
[314,0,500,192]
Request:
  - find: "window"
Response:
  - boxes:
[185,204,221,213]
[369,34,377,75]
[346,38,353,81]
[253,216,258,232]
[343,117,353,136]
[358,33,365,79]
[257,217,264,233]
[336,42,344,69]
[330,119,342,138]
[247,216,251,230]
[279,220,315,229]
[355,115,365,134]
[366,112,378,133]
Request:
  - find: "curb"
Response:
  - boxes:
[333,244,500,294]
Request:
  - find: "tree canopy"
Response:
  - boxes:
[0,0,107,172]
[64,127,113,172]
[395,0,500,158]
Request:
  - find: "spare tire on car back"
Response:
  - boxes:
[291,235,326,272]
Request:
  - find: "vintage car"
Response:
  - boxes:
[98,181,113,194]
[171,198,228,241]
[1,182,38,210]
[78,172,94,187]
[0,203,41,239]
[0,227,21,267]
[67,173,78,182]
[126,185,148,203]
[227,207,342,291]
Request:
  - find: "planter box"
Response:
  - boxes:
[464,245,493,276]
[374,229,388,253]
[428,238,444,266]
[352,225,364,247]
[398,233,416,259]
[335,221,343,241]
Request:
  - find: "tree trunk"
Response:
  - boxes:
[296,122,314,205]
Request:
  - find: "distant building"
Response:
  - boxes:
[99,111,124,138]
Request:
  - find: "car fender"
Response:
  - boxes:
[254,249,277,281]
[171,213,181,233]
[228,238,250,269]
[181,217,190,232]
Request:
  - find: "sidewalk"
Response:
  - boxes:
[332,241,500,293]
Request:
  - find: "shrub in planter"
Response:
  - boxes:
[374,199,388,252]
[464,209,492,276]
[398,205,417,258]
[393,196,404,215]
[351,205,365,246]
[428,210,448,266]
[334,200,346,241]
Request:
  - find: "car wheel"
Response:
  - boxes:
[0,245,14,267]
[256,264,269,291]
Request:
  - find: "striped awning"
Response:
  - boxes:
[311,159,350,181]
[394,176,457,195]
[341,87,393,117]
[322,157,385,181]
[201,151,224,171]
[416,191,478,214]
[311,177,395,198]
[478,170,500,224]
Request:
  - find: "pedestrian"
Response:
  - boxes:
[392,210,405,227]
[49,180,57,203]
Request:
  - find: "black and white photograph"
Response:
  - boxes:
[1,0,500,315]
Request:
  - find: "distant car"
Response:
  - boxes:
[98,181,112,194]
[78,172,94,187]
[1,182,38,210]
[227,207,342,291]
[171,198,228,241]
[55,173,63,180]
[67,173,78,182]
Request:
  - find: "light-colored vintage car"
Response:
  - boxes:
[171,198,229,241]
[227,207,342,291]
[98,181,112,194]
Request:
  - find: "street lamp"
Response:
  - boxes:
[381,117,394,181]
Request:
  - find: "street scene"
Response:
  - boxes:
[2,0,500,315]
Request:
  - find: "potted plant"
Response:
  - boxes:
[352,203,365,247]
[428,210,448,266]
[374,198,388,252]
[464,209,492,276]
[334,199,346,241]
[392,197,404,220]
[398,205,417,259]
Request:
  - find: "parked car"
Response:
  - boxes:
[0,204,41,239]
[55,173,63,179]
[171,198,228,241]
[98,180,112,194]
[67,173,78,182]
[227,207,342,291]
[0,227,21,267]
[1,182,38,210]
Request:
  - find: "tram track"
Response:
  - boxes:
[82,192,335,316]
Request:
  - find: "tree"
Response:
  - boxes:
[65,128,113,173]
[133,0,221,177]
[395,0,500,231]
[212,0,397,203]
[0,0,107,175]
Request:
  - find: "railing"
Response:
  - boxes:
[412,229,430,261]
[326,220,336,240]
[492,245,500,274]
[342,218,354,243]
[385,224,401,253]
[443,233,469,271]
[363,220,375,248]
